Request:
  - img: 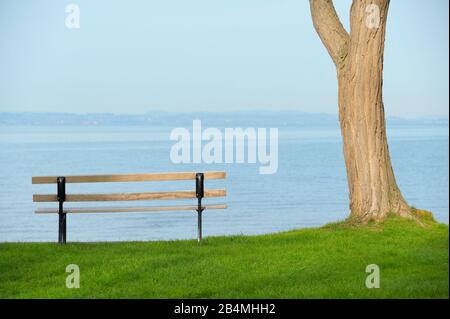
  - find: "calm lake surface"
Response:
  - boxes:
[0,120,448,242]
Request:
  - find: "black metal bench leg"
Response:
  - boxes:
[58,212,62,244]
[197,208,202,242]
[57,177,66,245]
[62,212,66,244]
[196,173,204,242]
[58,203,66,245]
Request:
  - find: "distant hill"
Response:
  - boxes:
[0,111,447,127]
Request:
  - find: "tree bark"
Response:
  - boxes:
[310,0,412,222]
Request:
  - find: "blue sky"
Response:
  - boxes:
[0,0,448,118]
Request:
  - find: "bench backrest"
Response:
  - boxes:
[32,171,226,203]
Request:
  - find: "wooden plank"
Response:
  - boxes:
[35,204,227,214]
[32,171,226,184]
[33,189,226,202]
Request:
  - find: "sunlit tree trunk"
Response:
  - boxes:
[309,0,411,222]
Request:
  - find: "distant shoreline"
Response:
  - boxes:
[0,111,448,127]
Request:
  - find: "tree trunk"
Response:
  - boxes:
[310,0,411,222]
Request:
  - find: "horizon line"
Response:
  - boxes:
[0,110,449,121]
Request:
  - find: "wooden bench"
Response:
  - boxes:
[32,171,226,244]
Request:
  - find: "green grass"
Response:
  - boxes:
[0,216,448,298]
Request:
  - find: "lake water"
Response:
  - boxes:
[0,120,448,242]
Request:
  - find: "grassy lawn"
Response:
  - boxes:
[0,215,448,298]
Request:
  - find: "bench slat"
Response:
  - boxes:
[35,204,227,214]
[33,189,226,202]
[32,171,226,184]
